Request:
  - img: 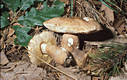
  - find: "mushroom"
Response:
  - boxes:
[43,17,102,52]
[28,30,68,65]
[28,17,102,66]
[28,31,57,65]
[41,43,68,64]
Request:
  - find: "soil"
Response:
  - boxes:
[0,0,127,80]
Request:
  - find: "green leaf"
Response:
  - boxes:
[18,8,43,27]
[1,12,10,28]
[70,0,74,16]
[40,0,64,18]
[3,0,20,12]
[35,0,44,1]
[20,0,35,10]
[3,0,35,12]
[13,25,32,47]
[18,0,64,27]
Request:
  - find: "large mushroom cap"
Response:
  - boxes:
[28,31,56,65]
[43,17,102,34]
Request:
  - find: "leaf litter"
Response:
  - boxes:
[0,0,127,80]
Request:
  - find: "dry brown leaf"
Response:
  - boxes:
[60,0,69,4]
[113,17,127,36]
[0,37,5,49]
[8,28,15,37]
[1,61,48,80]
[13,23,24,27]
[71,49,88,67]
[0,51,9,65]
[49,0,69,4]
[1,62,16,72]
[100,4,114,23]
[92,76,101,80]
[6,35,16,45]
[117,23,126,35]
[57,65,91,80]
[125,62,127,72]
[109,74,127,80]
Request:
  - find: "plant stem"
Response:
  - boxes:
[70,0,73,17]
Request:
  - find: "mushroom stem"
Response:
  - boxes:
[61,34,79,52]
[41,43,68,64]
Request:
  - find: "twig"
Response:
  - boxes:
[35,56,77,80]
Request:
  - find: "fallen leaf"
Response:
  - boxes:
[92,76,101,80]
[125,62,127,71]
[60,0,69,4]
[6,35,16,45]
[8,28,15,37]
[100,4,114,23]
[71,49,88,67]
[113,17,127,37]
[13,23,24,27]
[1,61,48,80]
[109,74,127,80]
[57,65,91,80]
[1,62,16,72]
[0,51,9,65]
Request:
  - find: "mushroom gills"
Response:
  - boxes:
[67,38,74,47]
[41,43,47,53]
[28,31,56,65]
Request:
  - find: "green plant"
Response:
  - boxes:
[86,43,127,79]
[70,0,74,16]
[1,0,65,47]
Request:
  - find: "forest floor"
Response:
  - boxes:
[1,0,127,80]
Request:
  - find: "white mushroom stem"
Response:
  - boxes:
[83,17,90,21]
[61,34,79,52]
[40,43,68,64]
[68,38,74,47]
[41,43,47,53]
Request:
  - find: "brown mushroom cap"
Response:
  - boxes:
[43,17,102,34]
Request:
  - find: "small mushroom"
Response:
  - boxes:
[28,31,56,65]
[43,17,102,52]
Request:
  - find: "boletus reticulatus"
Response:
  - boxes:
[28,17,102,66]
